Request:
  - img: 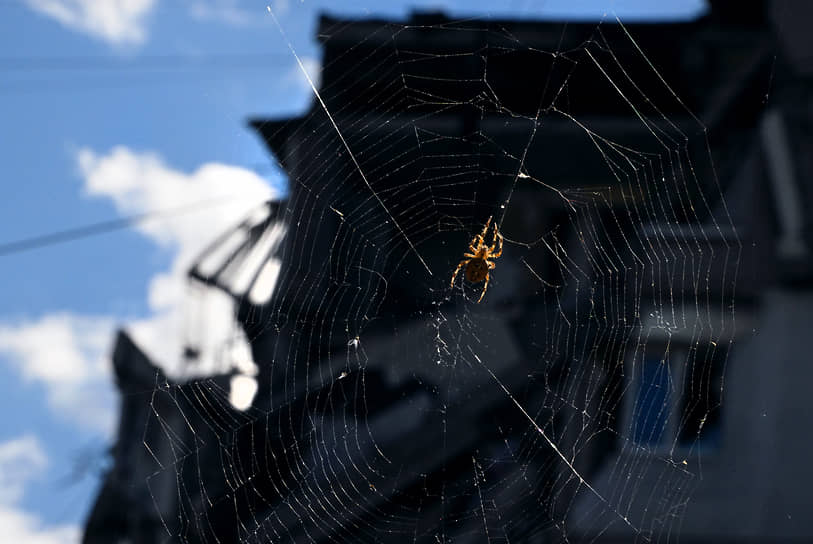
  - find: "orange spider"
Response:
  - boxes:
[450,216,503,302]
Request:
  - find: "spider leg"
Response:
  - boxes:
[489,230,503,259]
[450,258,469,287]
[487,260,495,269]
[480,216,493,241]
[477,271,490,303]
[463,252,476,258]
[469,232,486,253]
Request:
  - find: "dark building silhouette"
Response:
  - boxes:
[84,2,813,542]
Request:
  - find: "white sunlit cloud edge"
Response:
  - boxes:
[24,0,157,46]
[76,145,275,377]
[285,55,322,97]
[0,435,80,544]
[189,0,289,26]
[0,314,117,437]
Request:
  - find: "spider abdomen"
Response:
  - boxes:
[464,259,488,283]
[449,216,502,302]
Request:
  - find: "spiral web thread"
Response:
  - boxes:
[139,14,739,543]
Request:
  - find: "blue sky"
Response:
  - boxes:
[0,0,705,541]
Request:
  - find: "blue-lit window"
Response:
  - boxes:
[628,344,726,450]
[632,356,671,446]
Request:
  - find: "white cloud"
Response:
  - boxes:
[286,55,321,94]
[188,0,255,26]
[0,147,272,434]
[0,436,80,544]
[25,0,156,46]
[0,314,116,435]
[77,146,274,377]
[0,435,48,505]
[271,0,289,17]
[0,510,79,544]
[188,0,287,25]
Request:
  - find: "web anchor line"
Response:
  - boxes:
[106,13,739,543]
[266,6,433,277]
[467,347,639,534]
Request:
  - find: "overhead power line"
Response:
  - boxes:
[0,52,300,93]
[0,52,291,72]
[0,196,266,257]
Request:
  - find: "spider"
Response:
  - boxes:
[450,216,503,302]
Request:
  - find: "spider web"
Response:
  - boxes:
[136,11,739,543]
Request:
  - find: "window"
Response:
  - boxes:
[626,341,726,451]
